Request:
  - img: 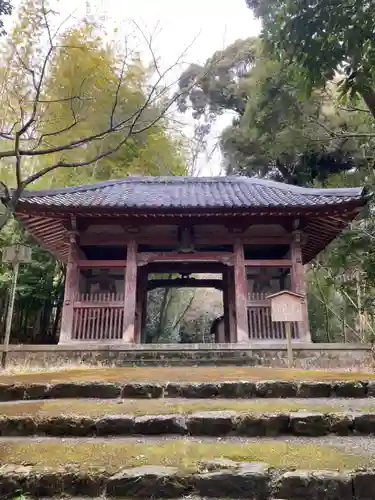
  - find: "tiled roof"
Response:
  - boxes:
[19,176,367,210]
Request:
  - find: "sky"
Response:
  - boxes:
[7,0,261,175]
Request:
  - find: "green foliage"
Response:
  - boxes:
[0,0,10,36]
[177,29,375,342]
[0,1,187,344]
[178,37,372,184]
[245,0,375,116]
[0,0,186,226]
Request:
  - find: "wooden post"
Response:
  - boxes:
[222,270,230,343]
[290,231,311,342]
[285,322,293,368]
[234,239,249,342]
[227,267,237,343]
[59,234,79,344]
[2,260,19,368]
[123,240,138,342]
[135,268,147,344]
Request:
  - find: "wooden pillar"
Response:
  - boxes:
[234,239,249,342]
[59,233,79,344]
[135,268,147,344]
[291,231,311,342]
[141,285,148,343]
[123,240,138,343]
[222,270,230,343]
[227,267,237,343]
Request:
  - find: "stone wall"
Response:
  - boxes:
[1,343,374,369]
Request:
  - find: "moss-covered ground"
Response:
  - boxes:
[0,438,369,472]
[0,398,368,417]
[1,366,374,385]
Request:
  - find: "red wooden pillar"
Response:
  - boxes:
[123,240,138,342]
[222,270,230,343]
[227,267,237,343]
[59,233,79,344]
[135,268,147,343]
[234,239,249,342]
[291,230,311,341]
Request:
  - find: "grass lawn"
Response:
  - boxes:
[0,398,364,417]
[0,438,369,472]
[0,366,374,385]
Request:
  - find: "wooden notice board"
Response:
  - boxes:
[267,291,304,323]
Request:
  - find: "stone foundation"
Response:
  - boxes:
[1,343,374,369]
[0,463,374,499]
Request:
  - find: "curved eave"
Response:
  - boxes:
[15,198,368,264]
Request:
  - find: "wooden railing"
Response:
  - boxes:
[72,293,125,341]
[247,292,297,340]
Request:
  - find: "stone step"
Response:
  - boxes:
[1,410,375,437]
[0,379,372,401]
[0,462,373,499]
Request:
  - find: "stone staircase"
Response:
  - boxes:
[1,379,375,499]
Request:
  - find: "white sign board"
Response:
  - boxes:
[2,244,32,264]
[268,291,304,323]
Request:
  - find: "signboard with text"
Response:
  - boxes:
[2,244,32,264]
[268,291,304,323]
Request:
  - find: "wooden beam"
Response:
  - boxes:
[234,239,249,342]
[147,278,223,291]
[138,251,234,266]
[123,240,138,343]
[244,259,292,268]
[291,231,311,341]
[79,233,293,247]
[78,260,127,269]
[59,234,79,343]
[146,262,227,274]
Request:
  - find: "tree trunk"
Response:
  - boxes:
[359,86,375,119]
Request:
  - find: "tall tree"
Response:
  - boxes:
[245,0,375,119]
[0,0,11,36]
[178,38,371,184]
[0,0,187,228]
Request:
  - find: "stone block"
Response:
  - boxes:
[199,459,239,471]
[61,468,108,496]
[217,381,257,398]
[236,414,265,436]
[0,416,36,436]
[236,413,289,437]
[274,470,353,499]
[46,382,121,399]
[25,469,65,497]
[106,465,186,498]
[121,383,164,399]
[333,381,367,398]
[166,382,219,398]
[134,414,187,435]
[353,413,375,434]
[193,462,270,499]
[37,416,95,436]
[366,381,375,397]
[0,465,30,497]
[187,411,235,436]
[95,415,135,436]
[352,470,375,499]
[24,383,49,400]
[0,383,25,401]
[255,381,298,398]
[262,413,290,436]
[328,412,354,435]
[296,381,333,398]
[289,412,330,436]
